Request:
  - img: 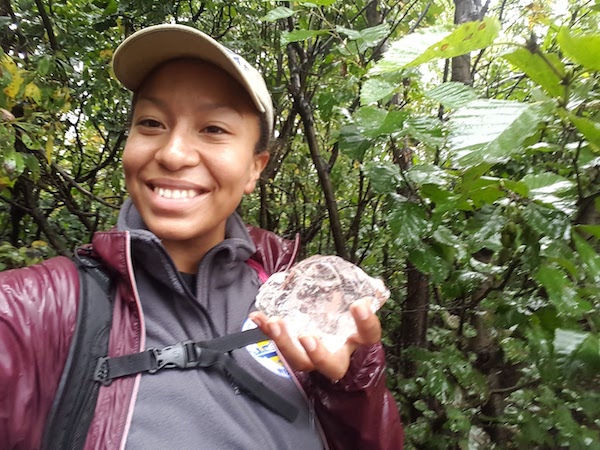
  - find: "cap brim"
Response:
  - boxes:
[112,24,268,115]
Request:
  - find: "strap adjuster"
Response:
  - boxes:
[150,341,199,373]
[93,356,112,386]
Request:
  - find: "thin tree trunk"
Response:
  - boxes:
[285,42,349,260]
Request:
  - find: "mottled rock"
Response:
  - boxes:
[255,255,389,352]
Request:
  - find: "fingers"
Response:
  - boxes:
[249,299,382,382]
[298,336,354,381]
[349,298,382,345]
[249,312,314,372]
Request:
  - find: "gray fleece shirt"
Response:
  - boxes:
[118,200,323,449]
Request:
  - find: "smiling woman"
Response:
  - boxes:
[123,59,268,271]
[0,23,403,450]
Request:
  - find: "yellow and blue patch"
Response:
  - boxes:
[242,318,290,378]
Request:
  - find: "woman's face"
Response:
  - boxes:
[122,59,269,272]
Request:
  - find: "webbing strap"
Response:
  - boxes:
[93,328,298,422]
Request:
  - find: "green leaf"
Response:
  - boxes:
[503,48,565,98]
[401,117,444,148]
[359,24,390,47]
[103,0,117,16]
[521,172,576,214]
[37,56,52,77]
[301,0,336,5]
[369,27,451,75]
[363,161,401,194]
[261,6,296,22]
[377,110,409,135]
[1,149,24,181]
[425,82,479,109]
[345,106,407,140]
[280,29,327,45]
[360,77,397,105]
[556,28,600,71]
[335,26,361,40]
[21,133,41,150]
[354,106,388,137]
[388,199,428,249]
[338,124,371,161]
[406,164,456,187]
[523,203,570,240]
[448,99,547,167]
[568,114,600,152]
[369,18,500,75]
[576,225,600,239]
[554,328,589,357]
[410,18,501,67]
[573,233,600,284]
[408,243,451,284]
[572,335,600,376]
[520,172,574,195]
[360,78,398,105]
[535,266,587,317]
[337,23,388,48]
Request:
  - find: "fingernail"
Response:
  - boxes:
[303,336,317,352]
[356,304,370,320]
[249,315,261,327]
[270,322,281,338]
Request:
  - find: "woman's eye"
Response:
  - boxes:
[204,125,225,134]
[138,119,162,128]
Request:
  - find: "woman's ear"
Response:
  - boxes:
[244,150,270,194]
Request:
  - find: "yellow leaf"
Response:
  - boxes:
[25,82,42,105]
[1,55,24,99]
[1,54,18,76]
[99,49,114,60]
[45,135,54,163]
[3,71,24,99]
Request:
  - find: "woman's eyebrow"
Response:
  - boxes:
[136,95,244,118]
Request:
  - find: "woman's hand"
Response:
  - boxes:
[249,298,382,382]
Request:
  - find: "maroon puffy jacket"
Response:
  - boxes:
[0,227,403,449]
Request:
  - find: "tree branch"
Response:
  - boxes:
[34,0,58,52]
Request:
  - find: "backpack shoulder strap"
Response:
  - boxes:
[42,254,115,450]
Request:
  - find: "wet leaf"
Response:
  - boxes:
[388,199,429,249]
[572,233,600,284]
[523,203,570,240]
[280,29,327,45]
[554,328,589,357]
[425,82,479,109]
[261,6,295,22]
[557,28,600,71]
[363,161,401,194]
[535,266,589,317]
[360,77,396,105]
[504,48,565,98]
[410,18,501,67]
[448,99,547,167]
[568,114,600,152]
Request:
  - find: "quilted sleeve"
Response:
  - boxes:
[301,343,404,450]
[0,256,79,450]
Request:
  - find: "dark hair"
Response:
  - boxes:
[255,113,271,154]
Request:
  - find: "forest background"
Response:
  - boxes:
[1,0,599,447]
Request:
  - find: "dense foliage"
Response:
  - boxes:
[1,0,599,447]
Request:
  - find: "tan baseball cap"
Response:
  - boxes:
[112,24,273,135]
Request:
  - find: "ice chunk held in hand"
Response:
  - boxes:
[255,255,390,353]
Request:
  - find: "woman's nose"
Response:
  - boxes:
[154,130,201,171]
